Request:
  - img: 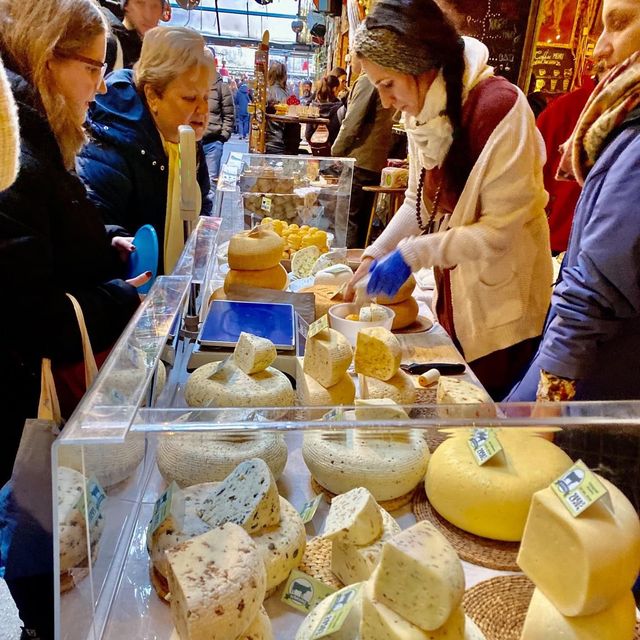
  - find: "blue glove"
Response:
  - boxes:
[366,249,411,298]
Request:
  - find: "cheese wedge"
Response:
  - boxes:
[197,458,280,534]
[292,245,321,278]
[436,377,495,419]
[314,264,353,286]
[425,430,573,541]
[228,228,284,270]
[360,370,416,405]
[517,475,640,616]
[355,399,410,421]
[355,327,402,381]
[165,524,266,640]
[372,521,465,631]
[331,508,401,585]
[361,576,466,640]
[359,305,389,322]
[233,332,277,375]
[521,588,637,640]
[323,487,383,546]
[240,607,273,640]
[303,327,353,388]
[296,358,355,416]
[224,264,288,293]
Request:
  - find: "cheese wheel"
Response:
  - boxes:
[300,284,344,319]
[360,370,417,405]
[184,361,294,410]
[517,475,640,616]
[165,524,266,640]
[303,328,353,388]
[314,264,353,286]
[374,275,416,305]
[234,332,277,374]
[156,432,288,487]
[436,377,495,419]
[384,297,419,330]
[425,430,573,541]
[355,327,402,381]
[228,228,284,270]
[224,264,288,293]
[521,588,637,640]
[302,430,430,501]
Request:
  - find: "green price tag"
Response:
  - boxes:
[298,494,323,524]
[311,584,362,639]
[308,314,329,339]
[281,569,336,613]
[74,476,106,530]
[148,482,182,537]
[467,428,503,466]
[550,460,610,517]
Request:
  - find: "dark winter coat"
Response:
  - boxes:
[234,83,251,117]
[77,69,212,274]
[203,73,235,144]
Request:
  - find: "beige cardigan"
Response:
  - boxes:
[0,57,19,191]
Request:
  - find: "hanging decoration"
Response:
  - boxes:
[291,18,305,34]
[255,0,274,5]
[176,0,200,8]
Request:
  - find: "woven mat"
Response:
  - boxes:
[298,536,343,590]
[311,477,416,511]
[412,485,520,571]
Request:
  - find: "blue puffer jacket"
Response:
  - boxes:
[235,83,251,117]
[77,69,211,274]
[508,107,640,400]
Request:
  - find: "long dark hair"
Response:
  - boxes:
[316,74,340,103]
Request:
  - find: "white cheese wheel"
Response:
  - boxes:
[372,521,465,631]
[521,588,637,640]
[314,264,353,286]
[355,327,402,381]
[228,228,284,270]
[374,275,416,305]
[360,370,417,406]
[166,524,266,640]
[156,432,288,487]
[184,361,294,410]
[517,475,640,616]
[323,487,383,546]
[425,430,573,542]
[384,297,419,330]
[234,332,277,374]
[331,508,401,585]
[292,245,321,278]
[436,377,495,419]
[303,328,353,388]
[302,430,430,501]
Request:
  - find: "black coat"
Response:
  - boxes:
[77,69,212,274]
[0,64,140,482]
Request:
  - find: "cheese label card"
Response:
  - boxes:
[148,482,183,536]
[261,196,272,213]
[310,584,362,638]
[298,494,323,524]
[468,428,502,466]
[551,460,611,517]
[322,407,346,422]
[281,569,336,614]
[74,476,107,530]
[308,314,329,339]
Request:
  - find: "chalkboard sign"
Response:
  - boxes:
[531,45,575,94]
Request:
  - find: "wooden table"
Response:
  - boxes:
[362,185,407,247]
[266,114,330,125]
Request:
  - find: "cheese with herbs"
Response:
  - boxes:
[292,245,321,278]
[296,358,355,415]
[303,327,353,388]
[355,328,402,381]
[436,377,495,418]
[360,370,417,406]
[355,399,410,421]
[233,332,277,374]
[323,487,383,546]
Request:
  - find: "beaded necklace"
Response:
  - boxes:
[415,167,444,234]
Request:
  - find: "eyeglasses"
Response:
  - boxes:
[55,52,108,78]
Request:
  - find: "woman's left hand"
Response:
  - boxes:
[367,249,411,298]
[112,236,135,262]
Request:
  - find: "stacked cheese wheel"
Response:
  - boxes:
[296,327,355,417]
[150,459,306,611]
[225,227,287,293]
[517,475,640,639]
[377,274,420,330]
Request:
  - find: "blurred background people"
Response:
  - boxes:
[235,79,251,140]
[306,74,343,155]
[330,65,348,99]
[265,61,300,155]
[300,79,313,105]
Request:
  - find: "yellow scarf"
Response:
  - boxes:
[162,139,185,273]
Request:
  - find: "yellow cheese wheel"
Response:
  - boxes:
[300,284,344,319]
[224,264,288,293]
[228,228,284,270]
[384,297,419,330]
[425,430,573,541]
[375,274,416,305]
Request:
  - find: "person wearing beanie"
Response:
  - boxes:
[346,0,552,400]
[0,55,19,191]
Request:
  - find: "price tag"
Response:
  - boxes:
[467,428,502,466]
[148,482,183,537]
[298,494,323,524]
[308,314,329,339]
[74,476,107,530]
[551,460,611,517]
[310,583,362,638]
[281,569,336,613]
[261,196,272,213]
[321,407,346,422]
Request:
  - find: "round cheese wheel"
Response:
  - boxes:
[375,274,416,305]
[224,264,288,294]
[184,361,294,409]
[384,296,419,330]
[425,430,573,541]
[302,430,430,502]
[156,432,288,487]
[300,284,344,319]
[228,228,284,270]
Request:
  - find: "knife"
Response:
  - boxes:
[400,362,466,375]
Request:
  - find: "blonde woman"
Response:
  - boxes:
[0,55,19,190]
[0,1,145,637]
[78,26,214,274]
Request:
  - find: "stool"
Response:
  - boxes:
[362,186,406,247]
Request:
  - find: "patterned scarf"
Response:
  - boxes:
[558,51,640,186]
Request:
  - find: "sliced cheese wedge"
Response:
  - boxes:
[517,475,640,616]
[360,370,417,405]
[372,521,465,631]
[323,487,383,546]
[436,377,495,418]
[355,399,410,421]
[355,327,402,381]
[240,607,274,640]
[233,332,277,374]
[296,358,355,417]
[303,327,353,388]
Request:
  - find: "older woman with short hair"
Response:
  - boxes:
[78,26,213,273]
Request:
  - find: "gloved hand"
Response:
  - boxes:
[366,249,412,298]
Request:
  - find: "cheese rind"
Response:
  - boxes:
[360,370,417,405]
[224,264,288,293]
[355,327,402,381]
[517,475,640,616]
[165,524,266,640]
[197,458,280,534]
[425,430,573,542]
[372,521,465,631]
[323,487,383,546]
[228,228,284,270]
[303,328,353,388]
[233,332,277,374]
[521,588,637,640]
